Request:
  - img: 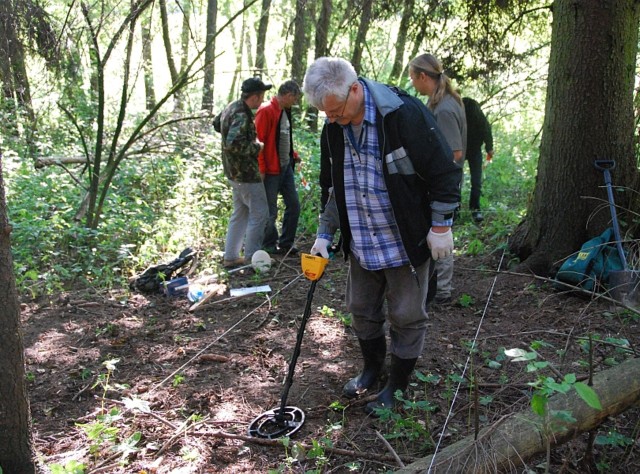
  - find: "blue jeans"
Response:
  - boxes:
[224,180,268,261]
[262,165,300,249]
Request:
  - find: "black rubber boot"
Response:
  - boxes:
[364,354,417,415]
[342,336,386,399]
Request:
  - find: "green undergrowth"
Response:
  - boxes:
[4,116,539,297]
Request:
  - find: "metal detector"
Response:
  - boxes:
[248,253,329,439]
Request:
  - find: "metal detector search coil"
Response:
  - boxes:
[301,253,328,281]
[247,253,329,439]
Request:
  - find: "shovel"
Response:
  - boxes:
[248,253,329,439]
[594,159,639,305]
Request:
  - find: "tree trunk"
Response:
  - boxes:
[0,0,16,101]
[350,0,373,74]
[402,21,428,87]
[255,0,271,73]
[306,0,332,131]
[9,22,33,115]
[201,0,217,111]
[0,153,36,473]
[141,9,156,110]
[0,0,35,142]
[388,0,414,84]
[510,0,640,275]
[0,0,32,114]
[396,357,640,473]
[290,0,308,83]
[228,13,248,103]
[244,25,254,73]
[0,0,17,134]
[315,0,331,58]
[159,0,182,110]
[179,0,191,76]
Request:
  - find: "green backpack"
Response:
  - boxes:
[555,228,624,292]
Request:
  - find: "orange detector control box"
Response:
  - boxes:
[300,253,328,281]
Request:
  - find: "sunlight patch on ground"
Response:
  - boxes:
[212,401,241,422]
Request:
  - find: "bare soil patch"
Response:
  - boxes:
[23,241,640,473]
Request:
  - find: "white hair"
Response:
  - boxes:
[302,57,358,110]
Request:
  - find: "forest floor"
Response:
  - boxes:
[22,237,640,473]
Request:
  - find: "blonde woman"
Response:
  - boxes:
[409,53,467,304]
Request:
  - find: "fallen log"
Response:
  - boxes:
[396,357,640,473]
[34,156,89,168]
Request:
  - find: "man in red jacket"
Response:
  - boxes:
[255,80,302,255]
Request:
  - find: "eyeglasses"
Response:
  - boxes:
[325,84,353,120]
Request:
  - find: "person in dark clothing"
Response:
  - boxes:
[462,97,494,223]
[303,57,461,414]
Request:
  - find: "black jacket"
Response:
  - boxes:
[463,97,493,155]
[318,78,462,267]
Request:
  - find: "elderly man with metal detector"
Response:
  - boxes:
[302,57,461,414]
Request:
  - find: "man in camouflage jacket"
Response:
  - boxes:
[213,77,272,267]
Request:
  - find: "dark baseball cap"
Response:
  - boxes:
[241,77,272,93]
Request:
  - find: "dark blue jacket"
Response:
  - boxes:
[318,78,461,267]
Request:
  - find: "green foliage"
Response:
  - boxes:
[180,445,200,462]
[90,358,122,416]
[457,293,474,307]
[173,373,186,387]
[0,0,545,301]
[269,425,338,473]
[328,400,346,411]
[573,382,602,410]
[595,429,634,447]
[484,347,507,370]
[455,124,540,262]
[375,390,436,450]
[49,460,86,474]
[318,304,352,326]
[505,345,603,420]
[292,125,323,237]
[74,360,142,465]
[4,85,540,299]
[77,408,122,455]
[415,371,441,386]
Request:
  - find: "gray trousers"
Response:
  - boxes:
[346,254,430,359]
[224,180,268,261]
[435,254,454,297]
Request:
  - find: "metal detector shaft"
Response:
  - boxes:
[594,159,627,270]
[275,279,319,422]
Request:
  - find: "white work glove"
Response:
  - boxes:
[427,228,453,261]
[310,238,331,259]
